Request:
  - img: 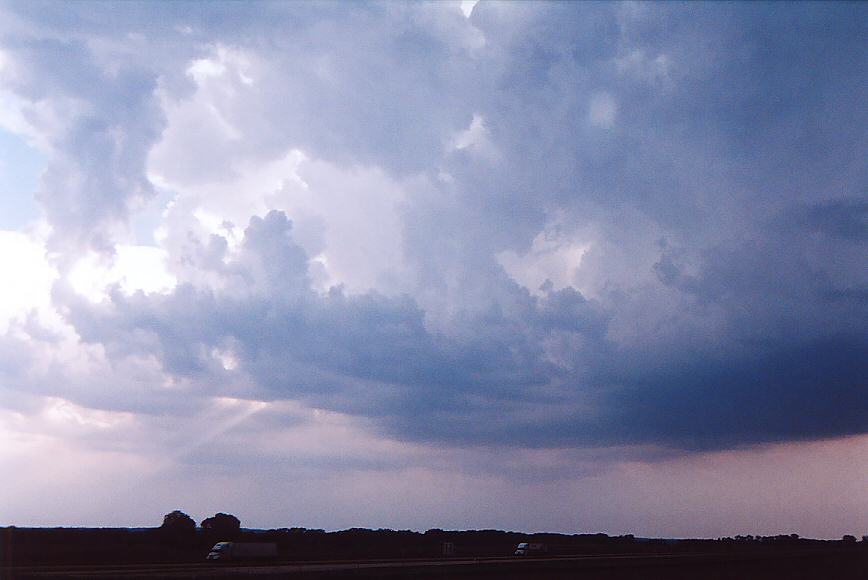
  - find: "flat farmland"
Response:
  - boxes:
[5,549,868,579]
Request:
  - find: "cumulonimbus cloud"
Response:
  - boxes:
[1,1,866,454]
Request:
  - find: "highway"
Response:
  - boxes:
[5,550,868,579]
[2,553,706,579]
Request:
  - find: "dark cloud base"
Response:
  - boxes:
[62,211,868,452]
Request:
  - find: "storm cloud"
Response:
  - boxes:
[0,0,866,523]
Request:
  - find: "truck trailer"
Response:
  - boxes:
[206,542,278,562]
[514,542,548,556]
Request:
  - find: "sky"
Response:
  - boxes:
[0,1,866,539]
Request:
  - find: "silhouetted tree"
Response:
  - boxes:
[161,510,196,532]
[842,534,857,544]
[159,510,196,547]
[201,513,241,541]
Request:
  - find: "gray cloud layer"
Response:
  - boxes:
[3,1,866,451]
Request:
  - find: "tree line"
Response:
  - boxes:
[160,510,241,542]
[2,511,865,567]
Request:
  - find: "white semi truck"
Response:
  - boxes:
[514,542,548,556]
[206,541,278,561]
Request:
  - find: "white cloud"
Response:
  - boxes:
[0,230,56,332]
[187,54,227,84]
[68,245,176,302]
[274,156,410,294]
[40,396,133,431]
[460,1,478,19]
[616,49,671,86]
[0,90,51,152]
[152,135,409,295]
[450,113,497,160]
[497,216,592,296]
[588,92,617,128]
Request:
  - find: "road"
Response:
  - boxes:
[5,550,868,579]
